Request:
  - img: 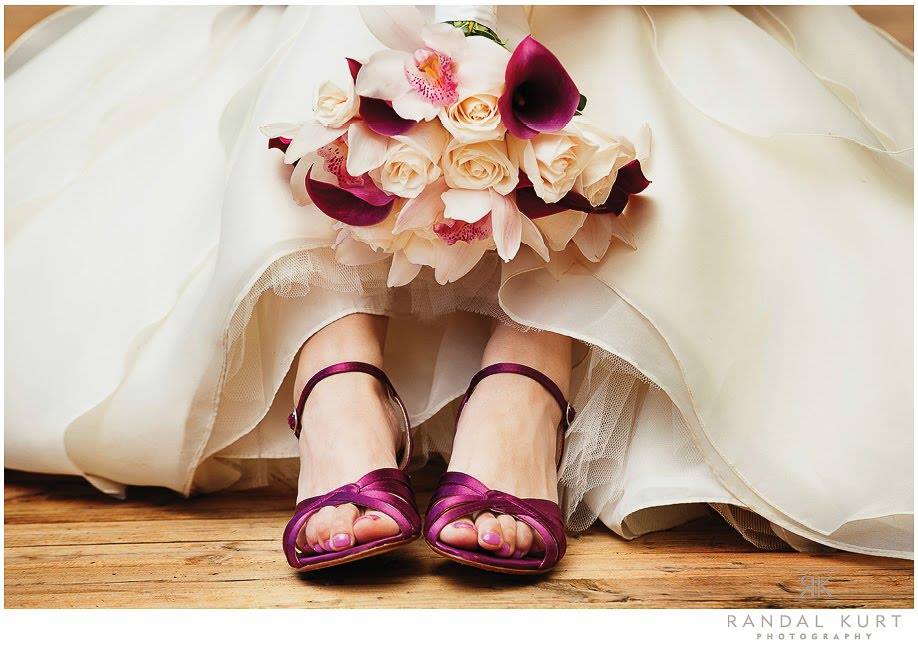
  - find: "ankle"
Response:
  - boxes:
[300,373,397,441]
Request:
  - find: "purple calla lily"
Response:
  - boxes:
[304,166,395,227]
[346,58,416,137]
[499,36,581,140]
[516,161,651,219]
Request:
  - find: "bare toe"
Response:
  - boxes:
[531,526,546,556]
[312,505,338,551]
[496,514,517,557]
[515,519,534,558]
[474,511,503,551]
[353,508,399,544]
[328,503,359,550]
[438,516,479,549]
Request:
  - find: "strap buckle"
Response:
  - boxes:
[564,403,576,429]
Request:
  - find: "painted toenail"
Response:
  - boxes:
[313,544,323,553]
[481,531,502,546]
[331,533,352,549]
[452,521,476,531]
[512,550,523,559]
[498,542,512,557]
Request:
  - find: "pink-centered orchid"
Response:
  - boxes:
[356,9,510,123]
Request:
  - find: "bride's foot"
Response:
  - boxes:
[438,373,561,558]
[295,371,403,554]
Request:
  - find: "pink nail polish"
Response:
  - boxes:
[331,533,352,549]
[313,544,323,553]
[499,542,512,557]
[512,550,523,559]
[482,531,502,546]
[452,521,476,531]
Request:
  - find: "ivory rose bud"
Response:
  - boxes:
[314,80,359,128]
[439,91,505,143]
[441,139,519,195]
[508,131,597,204]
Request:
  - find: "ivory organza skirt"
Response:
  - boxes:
[5,5,913,558]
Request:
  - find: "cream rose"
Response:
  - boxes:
[313,80,359,128]
[508,131,597,204]
[441,139,519,195]
[570,121,636,206]
[439,91,505,143]
[371,121,448,199]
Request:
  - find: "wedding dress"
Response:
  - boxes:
[5,5,913,558]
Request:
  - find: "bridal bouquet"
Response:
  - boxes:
[262,17,650,286]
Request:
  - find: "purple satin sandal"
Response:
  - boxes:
[282,361,421,571]
[424,362,574,574]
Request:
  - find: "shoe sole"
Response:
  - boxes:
[427,540,555,575]
[294,534,419,572]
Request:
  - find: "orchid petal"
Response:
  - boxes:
[434,240,489,285]
[573,214,614,262]
[394,178,446,233]
[305,166,394,226]
[402,236,437,268]
[442,188,492,223]
[387,250,423,287]
[289,156,312,206]
[356,49,412,101]
[391,91,441,122]
[421,23,467,58]
[500,36,580,139]
[359,96,417,136]
[260,122,301,138]
[359,5,426,52]
[346,122,388,176]
[284,122,345,164]
[334,235,390,266]
[455,36,511,96]
[520,214,551,262]
[609,215,637,250]
[340,178,393,207]
[489,191,522,261]
[534,210,587,251]
[634,123,653,164]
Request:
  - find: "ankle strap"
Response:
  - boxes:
[289,361,412,469]
[455,362,576,432]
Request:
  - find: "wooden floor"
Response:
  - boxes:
[5,468,913,609]
[4,5,914,51]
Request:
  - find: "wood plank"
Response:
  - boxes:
[4,5,63,50]
[4,6,914,54]
[4,470,912,608]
